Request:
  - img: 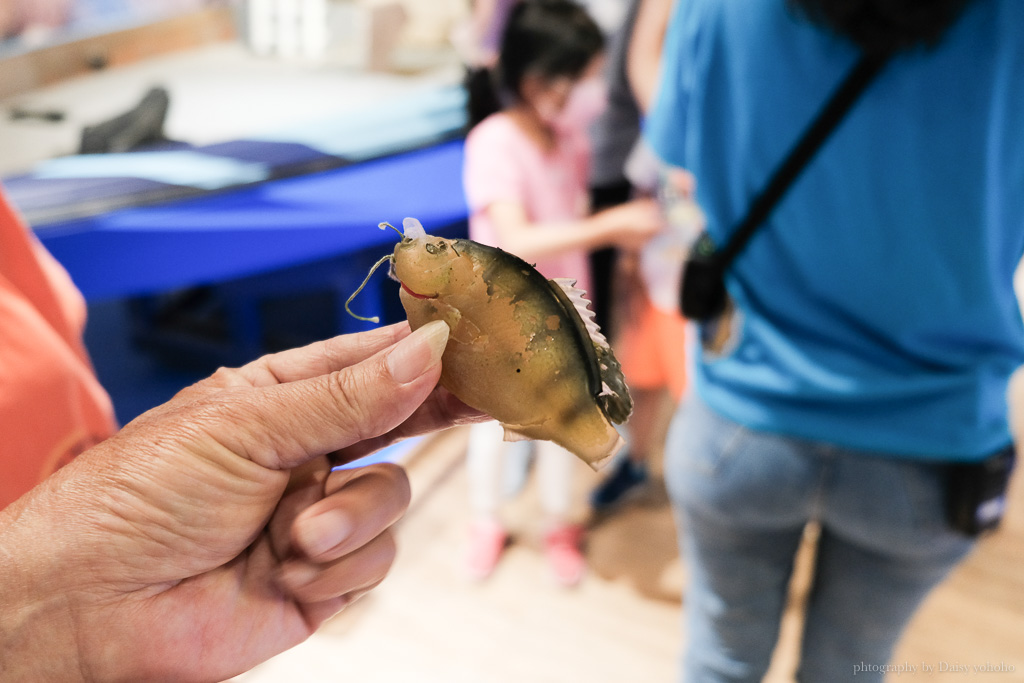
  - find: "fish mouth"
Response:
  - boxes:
[401,281,438,299]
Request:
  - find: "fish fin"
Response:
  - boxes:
[502,426,532,443]
[402,217,426,239]
[591,432,627,471]
[548,278,633,424]
[550,278,608,349]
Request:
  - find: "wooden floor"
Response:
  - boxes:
[235,426,1024,683]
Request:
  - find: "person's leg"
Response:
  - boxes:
[664,397,822,682]
[593,305,688,509]
[467,421,505,518]
[654,306,689,405]
[465,421,509,579]
[798,454,975,682]
[500,438,534,499]
[536,440,586,586]
[536,440,576,521]
[592,293,662,511]
[588,246,618,335]
[591,387,662,511]
[588,180,632,336]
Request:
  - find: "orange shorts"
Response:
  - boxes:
[615,295,689,402]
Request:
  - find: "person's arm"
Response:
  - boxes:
[468,0,509,67]
[487,197,663,262]
[627,0,675,114]
[0,321,484,682]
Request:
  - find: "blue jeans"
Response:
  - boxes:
[665,397,975,682]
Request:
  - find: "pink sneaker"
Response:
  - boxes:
[465,520,508,581]
[544,524,586,587]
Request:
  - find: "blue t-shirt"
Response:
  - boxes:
[646,0,1024,460]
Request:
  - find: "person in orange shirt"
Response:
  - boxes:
[0,188,117,509]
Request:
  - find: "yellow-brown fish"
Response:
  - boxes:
[377,217,631,468]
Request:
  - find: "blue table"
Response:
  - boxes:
[6,79,470,362]
[25,139,469,364]
[33,139,469,301]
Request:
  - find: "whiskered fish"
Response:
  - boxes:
[348,218,632,468]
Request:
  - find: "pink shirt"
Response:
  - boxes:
[463,112,593,294]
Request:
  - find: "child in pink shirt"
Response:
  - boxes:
[465,105,595,293]
[461,0,661,587]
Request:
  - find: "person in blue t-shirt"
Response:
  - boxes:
[645,0,1024,680]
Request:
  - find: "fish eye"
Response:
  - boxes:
[424,243,440,255]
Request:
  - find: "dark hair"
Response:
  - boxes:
[467,0,604,128]
[788,0,976,54]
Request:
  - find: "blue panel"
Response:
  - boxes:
[37,140,469,301]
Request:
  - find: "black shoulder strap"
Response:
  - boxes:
[718,51,891,269]
[682,51,891,322]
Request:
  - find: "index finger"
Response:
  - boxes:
[330,385,489,466]
[210,320,449,471]
[236,322,412,387]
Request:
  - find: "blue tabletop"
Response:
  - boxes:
[34,139,469,301]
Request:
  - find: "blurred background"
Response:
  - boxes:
[2,0,472,421]
[1,2,1021,681]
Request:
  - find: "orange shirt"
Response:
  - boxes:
[0,188,116,509]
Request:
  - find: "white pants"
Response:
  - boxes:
[466,421,575,521]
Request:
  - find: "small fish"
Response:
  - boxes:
[348,218,632,468]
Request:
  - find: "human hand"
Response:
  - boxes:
[665,167,696,198]
[0,321,482,682]
[597,197,664,251]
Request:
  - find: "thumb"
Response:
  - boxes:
[214,320,451,470]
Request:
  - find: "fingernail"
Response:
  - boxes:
[298,509,354,558]
[386,320,449,384]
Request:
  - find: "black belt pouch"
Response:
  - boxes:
[946,446,1016,537]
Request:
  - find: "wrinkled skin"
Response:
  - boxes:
[0,322,484,682]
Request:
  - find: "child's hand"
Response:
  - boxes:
[598,198,664,251]
[666,168,697,199]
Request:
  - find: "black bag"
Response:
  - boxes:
[680,51,890,322]
[946,446,1016,537]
